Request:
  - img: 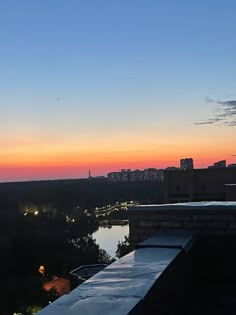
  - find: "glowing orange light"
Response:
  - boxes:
[39,265,45,275]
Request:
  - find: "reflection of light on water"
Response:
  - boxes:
[93,225,129,258]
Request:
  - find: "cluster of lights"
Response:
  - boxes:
[23,210,39,216]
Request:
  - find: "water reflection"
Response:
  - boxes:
[93,225,129,258]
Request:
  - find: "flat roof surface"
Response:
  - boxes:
[70,264,107,278]
[38,232,195,315]
[137,231,194,252]
[129,201,236,214]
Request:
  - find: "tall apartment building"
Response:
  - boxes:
[180,158,194,170]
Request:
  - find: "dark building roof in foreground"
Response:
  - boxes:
[129,201,236,213]
[38,231,194,315]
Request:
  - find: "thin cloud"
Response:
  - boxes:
[204,96,214,103]
[194,117,222,125]
[226,121,236,126]
[194,121,214,125]
[195,97,236,126]
[217,100,236,107]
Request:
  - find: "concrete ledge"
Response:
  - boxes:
[37,232,195,315]
[129,201,236,214]
[136,231,194,252]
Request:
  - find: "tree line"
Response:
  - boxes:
[0,179,164,314]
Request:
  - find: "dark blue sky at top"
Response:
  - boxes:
[0,0,236,181]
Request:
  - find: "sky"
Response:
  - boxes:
[1,0,236,182]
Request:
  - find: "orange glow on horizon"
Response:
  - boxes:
[1,151,235,182]
[1,128,235,182]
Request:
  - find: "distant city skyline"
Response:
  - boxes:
[1,1,236,182]
[1,158,235,183]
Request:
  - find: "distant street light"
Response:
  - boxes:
[39,265,45,276]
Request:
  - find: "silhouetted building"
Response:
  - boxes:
[165,166,179,171]
[143,168,164,181]
[164,167,236,203]
[120,169,129,181]
[107,168,164,182]
[208,160,226,168]
[225,184,236,201]
[130,169,143,181]
[107,172,120,182]
[180,158,194,170]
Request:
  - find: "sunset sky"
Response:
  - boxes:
[1,0,236,182]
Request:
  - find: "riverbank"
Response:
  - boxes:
[99,219,128,226]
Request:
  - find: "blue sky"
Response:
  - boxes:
[0,0,236,181]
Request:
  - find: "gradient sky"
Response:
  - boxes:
[1,0,236,182]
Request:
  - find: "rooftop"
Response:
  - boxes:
[38,231,194,315]
[129,201,236,213]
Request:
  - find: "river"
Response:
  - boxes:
[92,224,129,258]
